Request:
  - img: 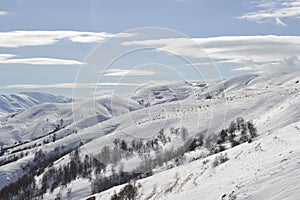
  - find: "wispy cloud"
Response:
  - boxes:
[245,56,300,73]
[122,35,300,73]
[0,54,82,65]
[239,0,300,26]
[0,54,15,60]
[3,82,144,89]
[103,68,156,76]
[0,11,8,16]
[0,31,132,48]
[94,89,115,96]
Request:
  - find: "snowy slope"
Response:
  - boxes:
[40,72,300,200]
[89,121,300,200]
[0,92,71,114]
[0,72,299,200]
[0,94,142,146]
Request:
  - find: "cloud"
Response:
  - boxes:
[231,66,256,71]
[275,17,287,26]
[239,0,300,26]
[197,35,300,61]
[0,11,8,16]
[123,38,209,58]
[94,89,115,96]
[103,68,156,76]
[0,31,132,48]
[237,56,300,73]
[0,54,82,65]
[0,54,15,60]
[3,82,144,89]
[199,36,300,73]
[122,35,300,73]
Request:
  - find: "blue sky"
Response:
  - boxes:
[0,0,300,97]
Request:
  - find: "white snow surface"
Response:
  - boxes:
[0,92,71,114]
[89,121,300,200]
[0,72,300,199]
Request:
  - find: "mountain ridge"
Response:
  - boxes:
[0,92,72,115]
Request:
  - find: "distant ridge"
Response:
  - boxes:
[0,92,72,115]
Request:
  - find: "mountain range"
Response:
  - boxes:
[0,72,299,200]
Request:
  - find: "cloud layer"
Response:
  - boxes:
[2,29,298,73]
[123,35,300,73]
[0,30,122,48]
[0,54,82,65]
[240,0,300,26]
[104,68,156,76]
[3,82,144,89]
[1,30,299,75]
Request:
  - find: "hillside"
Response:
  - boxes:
[88,120,300,200]
[0,72,299,200]
[0,92,72,115]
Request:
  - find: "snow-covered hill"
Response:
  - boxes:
[0,72,299,200]
[0,94,142,146]
[89,120,300,200]
[0,92,71,114]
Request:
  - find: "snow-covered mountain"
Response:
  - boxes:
[0,92,72,115]
[0,72,299,200]
[88,120,300,200]
[0,94,142,146]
